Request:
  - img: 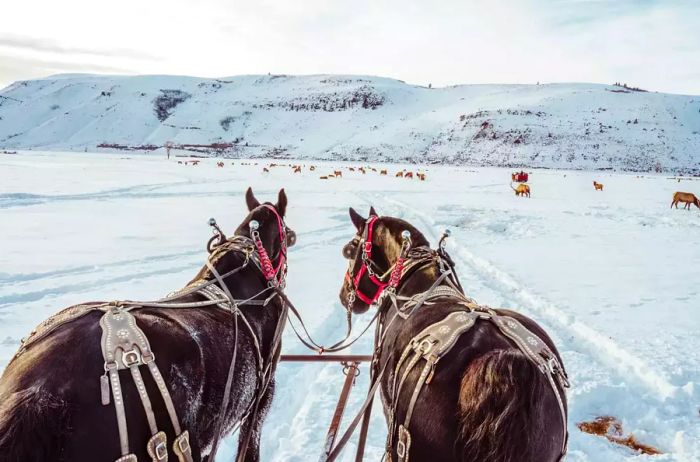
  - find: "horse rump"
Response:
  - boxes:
[457,349,555,462]
[0,386,69,461]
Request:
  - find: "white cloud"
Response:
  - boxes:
[0,0,698,94]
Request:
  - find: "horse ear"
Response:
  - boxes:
[276,188,288,217]
[246,187,260,211]
[349,207,366,231]
[369,206,377,217]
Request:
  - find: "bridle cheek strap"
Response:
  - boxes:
[253,204,287,285]
[346,216,406,305]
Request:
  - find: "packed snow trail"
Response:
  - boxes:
[1,151,698,461]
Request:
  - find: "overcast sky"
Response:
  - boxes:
[1,0,698,94]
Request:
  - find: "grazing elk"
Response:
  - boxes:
[334,171,343,178]
[380,169,388,176]
[511,183,531,197]
[593,181,604,191]
[217,162,224,168]
[395,171,404,178]
[405,172,414,179]
[671,192,700,210]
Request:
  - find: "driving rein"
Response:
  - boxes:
[11,205,291,462]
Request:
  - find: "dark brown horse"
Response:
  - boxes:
[0,187,294,462]
[339,208,568,462]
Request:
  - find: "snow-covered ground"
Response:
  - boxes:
[1,151,699,461]
[2,74,700,173]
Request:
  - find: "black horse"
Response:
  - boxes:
[339,207,568,462]
[0,187,294,462]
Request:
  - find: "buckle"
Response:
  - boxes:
[155,442,167,460]
[396,441,406,459]
[122,349,141,367]
[397,425,411,461]
[104,360,118,372]
[418,339,433,354]
[178,434,190,453]
[148,432,168,462]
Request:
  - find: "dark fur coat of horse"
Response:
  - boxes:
[0,188,292,462]
[339,207,567,462]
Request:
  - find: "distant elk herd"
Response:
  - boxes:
[175,159,699,209]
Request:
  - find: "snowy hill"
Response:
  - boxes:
[1,74,699,173]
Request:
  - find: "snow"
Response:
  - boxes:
[1,150,699,461]
[1,74,699,173]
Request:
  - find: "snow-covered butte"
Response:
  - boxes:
[1,74,699,173]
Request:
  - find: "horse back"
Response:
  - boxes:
[0,305,251,462]
[380,302,565,461]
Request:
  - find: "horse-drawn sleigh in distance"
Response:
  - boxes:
[0,188,569,462]
[512,170,529,182]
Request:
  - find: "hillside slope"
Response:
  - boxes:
[1,74,699,172]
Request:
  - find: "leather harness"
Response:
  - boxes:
[11,209,290,462]
[385,284,570,462]
[338,222,570,462]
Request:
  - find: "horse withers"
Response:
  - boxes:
[339,208,568,462]
[0,187,295,462]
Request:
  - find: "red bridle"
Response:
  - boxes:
[345,216,407,305]
[251,204,288,286]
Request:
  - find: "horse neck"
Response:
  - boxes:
[207,255,285,348]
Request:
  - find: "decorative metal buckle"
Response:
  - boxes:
[155,442,167,460]
[177,434,190,453]
[122,349,141,367]
[397,425,411,461]
[396,441,406,459]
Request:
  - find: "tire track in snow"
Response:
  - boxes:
[381,196,680,400]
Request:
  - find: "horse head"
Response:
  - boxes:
[339,206,428,314]
[193,187,295,285]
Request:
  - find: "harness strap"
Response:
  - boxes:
[206,260,242,462]
[107,366,132,459]
[129,365,158,435]
[130,364,169,462]
[324,359,389,462]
